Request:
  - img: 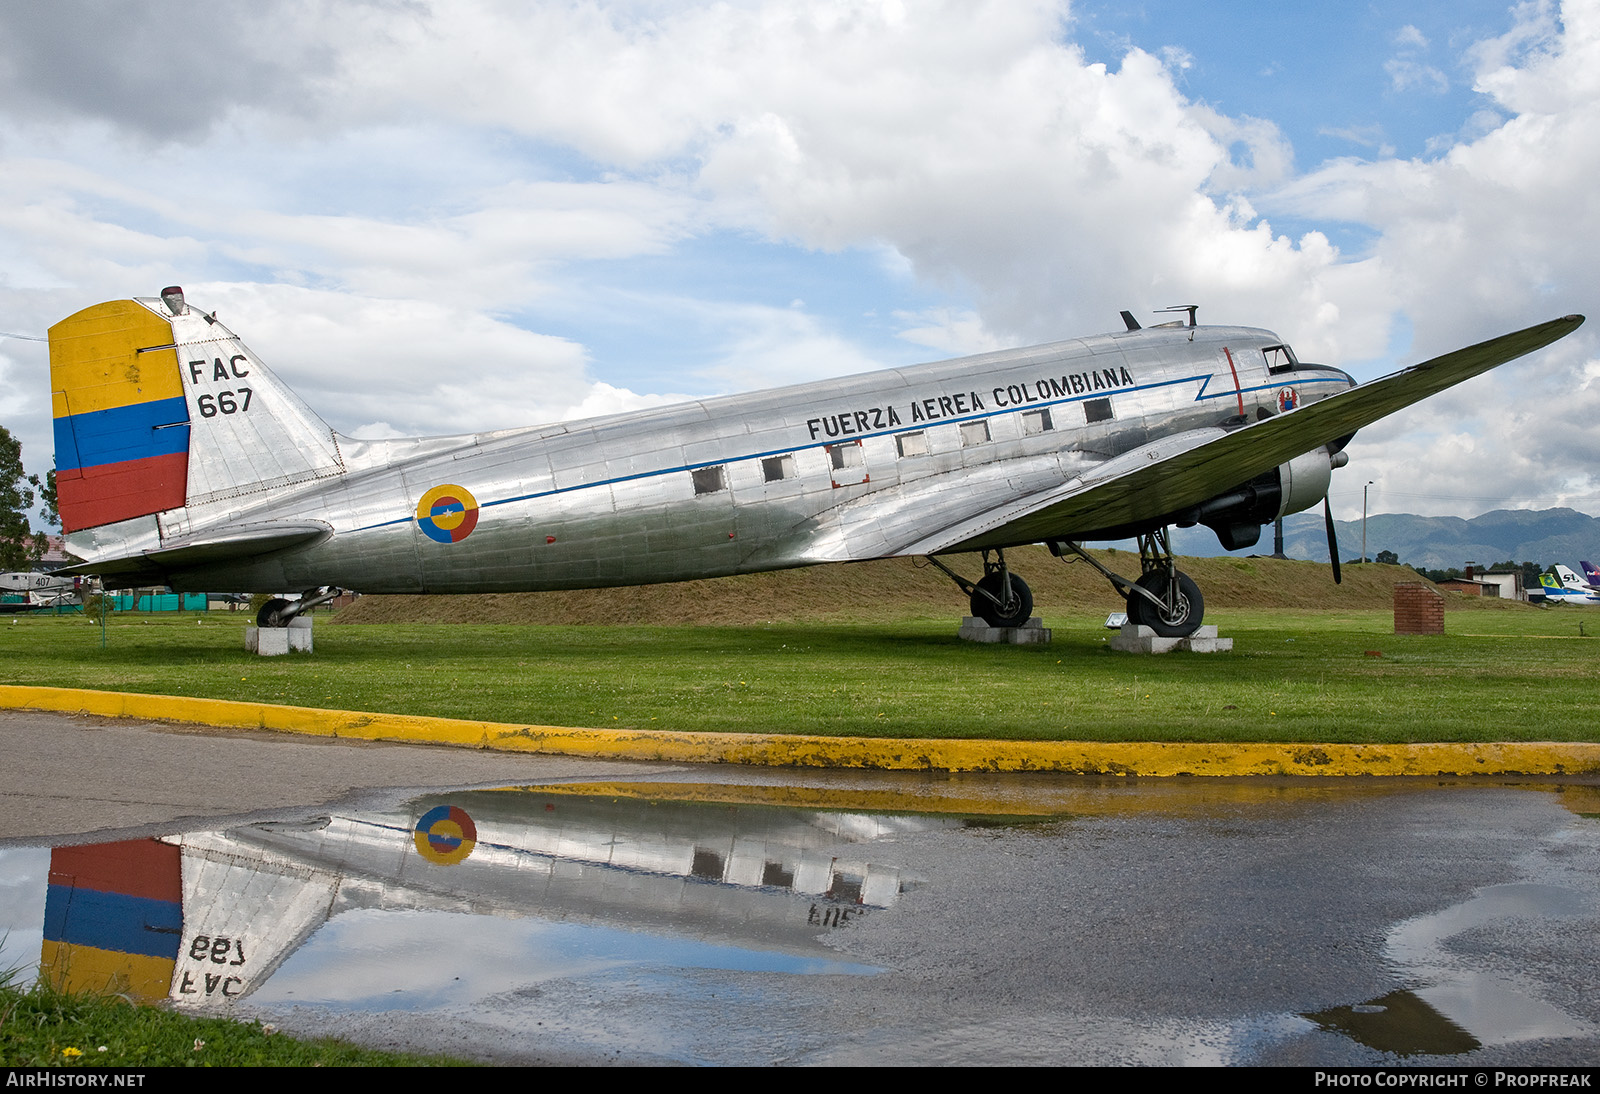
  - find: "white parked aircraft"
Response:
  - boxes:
[1536,565,1600,605]
[0,571,78,613]
[48,289,1583,636]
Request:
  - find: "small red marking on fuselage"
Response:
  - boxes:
[1222,346,1245,416]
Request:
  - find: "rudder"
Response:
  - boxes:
[49,300,190,533]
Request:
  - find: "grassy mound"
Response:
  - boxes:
[331,549,1486,626]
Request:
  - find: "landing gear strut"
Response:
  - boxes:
[1048,528,1206,638]
[256,586,344,629]
[925,549,1034,628]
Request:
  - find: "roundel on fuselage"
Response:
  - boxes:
[416,484,480,544]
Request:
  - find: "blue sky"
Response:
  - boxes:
[0,0,1595,525]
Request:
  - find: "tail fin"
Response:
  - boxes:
[50,289,343,534]
[49,299,190,532]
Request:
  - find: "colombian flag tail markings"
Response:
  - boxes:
[49,300,191,532]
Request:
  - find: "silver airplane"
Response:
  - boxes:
[48,288,1583,636]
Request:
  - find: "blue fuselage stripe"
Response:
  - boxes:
[351,372,1350,535]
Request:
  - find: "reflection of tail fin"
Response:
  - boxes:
[42,839,183,1003]
[49,288,342,535]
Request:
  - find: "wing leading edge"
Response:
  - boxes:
[899,314,1586,556]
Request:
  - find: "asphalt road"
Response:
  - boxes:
[0,709,675,843]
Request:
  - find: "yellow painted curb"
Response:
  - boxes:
[4,685,1600,777]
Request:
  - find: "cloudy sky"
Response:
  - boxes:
[1,0,1595,529]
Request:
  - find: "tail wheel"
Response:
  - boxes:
[970,573,1034,628]
[1126,571,1203,637]
[256,597,293,629]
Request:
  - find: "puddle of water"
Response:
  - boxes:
[6,788,926,1015]
[1306,883,1594,1056]
[1307,990,1481,1056]
[5,779,1597,1064]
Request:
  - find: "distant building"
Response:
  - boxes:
[1438,562,1525,600]
[38,536,75,570]
[1436,577,1495,596]
[1476,567,1527,601]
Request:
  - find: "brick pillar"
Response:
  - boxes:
[1394,582,1445,635]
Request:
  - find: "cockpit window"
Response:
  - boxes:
[1263,344,1299,374]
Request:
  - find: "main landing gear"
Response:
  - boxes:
[926,529,1205,637]
[1049,528,1204,638]
[256,586,344,628]
[925,549,1034,628]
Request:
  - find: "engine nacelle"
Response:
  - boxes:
[1179,448,1345,551]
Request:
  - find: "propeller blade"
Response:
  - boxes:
[1325,498,1342,585]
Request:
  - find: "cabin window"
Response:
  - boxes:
[692,465,726,494]
[691,848,724,879]
[826,440,869,487]
[1263,344,1299,375]
[896,431,929,458]
[828,442,863,471]
[762,454,795,482]
[1084,398,1114,424]
[1022,408,1053,435]
[959,420,990,447]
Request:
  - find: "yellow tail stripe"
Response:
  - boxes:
[39,939,176,1002]
[48,300,182,417]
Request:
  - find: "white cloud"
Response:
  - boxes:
[1394,25,1431,50]
[1385,57,1450,93]
[1,0,1597,528]
[1386,23,1448,93]
[190,282,596,435]
[893,308,1009,356]
[690,301,889,390]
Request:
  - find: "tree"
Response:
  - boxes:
[1,425,46,571]
[1375,549,1399,565]
[29,464,56,529]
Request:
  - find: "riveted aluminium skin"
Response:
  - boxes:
[48,296,1581,597]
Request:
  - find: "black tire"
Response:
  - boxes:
[1126,571,1204,637]
[256,597,293,629]
[970,573,1033,628]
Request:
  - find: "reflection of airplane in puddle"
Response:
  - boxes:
[0,571,79,613]
[47,289,1582,637]
[41,788,938,1008]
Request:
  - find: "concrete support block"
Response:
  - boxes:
[246,617,313,656]
[247,627,287,655]
[1110,624,1232,654]
[957,616,1052,644]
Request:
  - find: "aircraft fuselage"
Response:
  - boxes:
[103,324,1347,594]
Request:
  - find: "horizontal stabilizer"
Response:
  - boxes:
[57,520,331,580]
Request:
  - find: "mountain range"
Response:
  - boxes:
[1169,507,1600,571]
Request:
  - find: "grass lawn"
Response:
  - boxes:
[2,606,1594,743]
[0,975,467,1067]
